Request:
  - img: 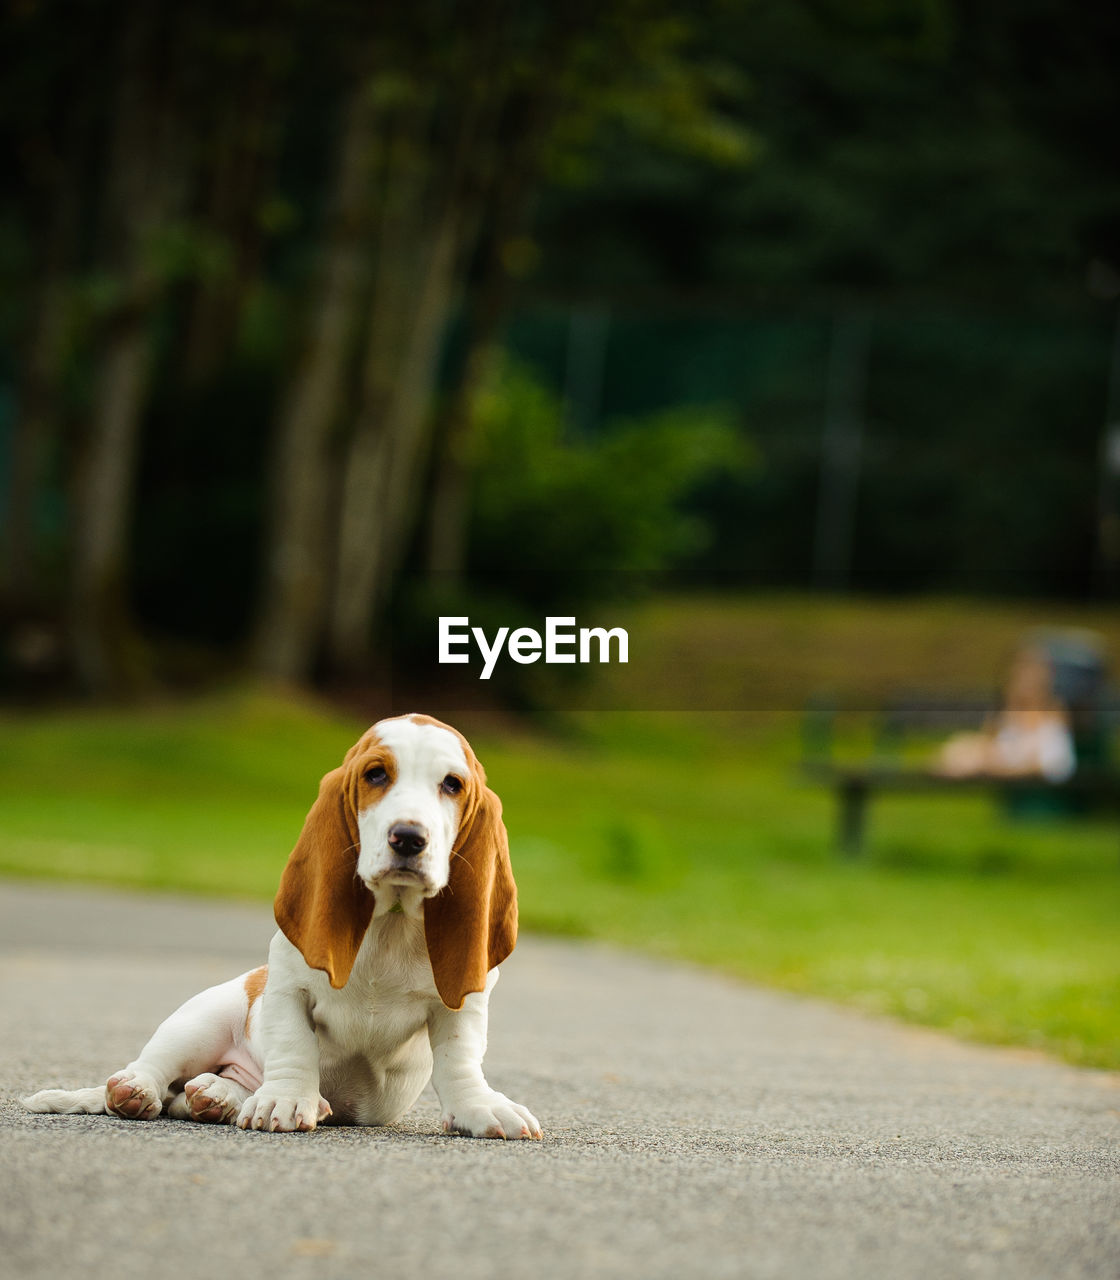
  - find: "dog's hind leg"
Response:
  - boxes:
[19,968,263,1122]
[104,972,260,1120]
[166,1072,252,1124]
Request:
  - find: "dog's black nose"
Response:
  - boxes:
[388,822,429,857]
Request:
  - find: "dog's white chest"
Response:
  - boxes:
[309,914,436,1064]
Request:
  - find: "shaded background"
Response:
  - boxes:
[1,0,1118,698]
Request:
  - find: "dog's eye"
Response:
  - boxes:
[364,765,388,786]
[441,774,463,796]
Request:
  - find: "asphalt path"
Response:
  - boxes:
[1,879,1117,1280]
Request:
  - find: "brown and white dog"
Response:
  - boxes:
[23,714,542,1139]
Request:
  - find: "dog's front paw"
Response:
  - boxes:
[236,1088,331,1133]
[441,1090,542,1140]
[105,1069,163,1121]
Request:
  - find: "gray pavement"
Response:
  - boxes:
[1,878,1117,1280]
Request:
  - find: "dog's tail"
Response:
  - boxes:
[22,1085,107,1114]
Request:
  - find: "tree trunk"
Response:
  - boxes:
[323,54,518,675]
[179,58,284,388]
[70,324,153,691]
[3,249,70,610]
[324,6,584,674]
[2,26,94,616]
[326,198,462,673]
[424,112,543,581]
[249,79,381,684]
[67,1,188,694]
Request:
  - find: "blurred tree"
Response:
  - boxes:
[251,0,753,682]
[0,0,95,616]
[60,1,198,691]
[251,63,382,683]
[2,0,1115,696]
[253,2,539,682]
[516,0,1118,599]
[424,1,753,584]
[1,0,309,691]
[529,0,1118,309]
[467,358,750,578]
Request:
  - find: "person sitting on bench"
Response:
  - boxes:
[935,646,1076,782]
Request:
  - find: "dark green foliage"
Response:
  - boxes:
[531,0,1120,310]
[467,359,750,578]
[1,0,1117,691]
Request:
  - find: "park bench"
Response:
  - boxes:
[802,689,1120,856]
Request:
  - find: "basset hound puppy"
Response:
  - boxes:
[23,714,542,1139]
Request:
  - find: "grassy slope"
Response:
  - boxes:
[2,596,1118,1070]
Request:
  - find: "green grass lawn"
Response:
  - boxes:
[2,596,1119,1072]
[507,714,1119,1068]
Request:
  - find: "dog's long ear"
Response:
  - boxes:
[274,762,373,990]
[424,783,518,1011]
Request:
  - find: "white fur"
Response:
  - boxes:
[22,715,541,1140]
[355,717,469,907]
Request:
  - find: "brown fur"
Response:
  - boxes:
[272,716,517,1011]
[243,965,268,1005]
[243,965,268,1034]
